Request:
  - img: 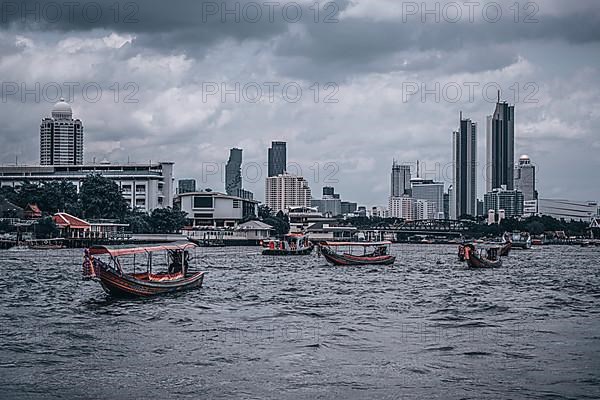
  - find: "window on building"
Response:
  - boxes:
[233,199,240,208]
[193,196,213,209]
[136,185,146,193]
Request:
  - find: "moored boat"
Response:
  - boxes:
[82,242,205,297]
[27,238,66,250]
[503,232,532,250]
[318,241,396,266]
[261,234,314,256]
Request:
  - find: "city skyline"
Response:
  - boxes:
[1,1,599,205]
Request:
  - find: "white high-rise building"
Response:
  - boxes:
[415,199,436,220]
[265,173,312,213]
[389,196,415,220]
[40,98,84,165]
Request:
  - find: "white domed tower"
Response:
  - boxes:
[40,98,84,165]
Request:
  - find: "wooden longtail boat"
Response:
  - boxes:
[261,234,314,256]
[318,242,396,266]
[82,242,205,297]
[458,243,475,262]
[465,247,503,268]
[499,242,512,256]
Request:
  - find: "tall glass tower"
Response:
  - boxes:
[390,161,411,197]
[225,148,243,196]
[268,141,287,177]
[486,94,515,192]
[451,113,477,219]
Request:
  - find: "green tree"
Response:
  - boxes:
[15,182,43,208]
[40,181,79,214]
[258,204,272,220]
[79,175,129,220]
[148,207,188,233]
[125,208,153,234]
[35,217,59,239]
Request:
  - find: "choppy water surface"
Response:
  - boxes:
[1,244,599,399]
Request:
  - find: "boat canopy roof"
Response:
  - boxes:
[89,241,197,257]
[321,241,392,247]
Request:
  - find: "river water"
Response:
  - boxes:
[1,244,599,399]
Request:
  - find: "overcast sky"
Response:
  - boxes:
[1,0,599,206]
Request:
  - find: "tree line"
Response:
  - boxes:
[0,175,187,234]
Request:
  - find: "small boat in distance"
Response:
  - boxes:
[261,234,314,256]
[503,232,532,250]
[82,242,205,297]
[464,246,503,268]
[27,238,66,250]
[318,241,396,266]
[458,243,475,262]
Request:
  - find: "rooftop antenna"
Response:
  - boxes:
[416,160,420,178]
[460,111,462,121]
[498,90,501,103]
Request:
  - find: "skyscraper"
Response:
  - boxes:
[178,179,196,194]
[411,178,444,219]
[451,113,477,219]
[268,141,287,177]
[514,154,537,201]
[225,148,243,196]
[486,94,515,192]
[40,98,84,165]
[391,161,411,197]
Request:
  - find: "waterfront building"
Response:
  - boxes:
[411,178,444,219]
[268,141,287,177]
[174,191,258,228]
[287,206,327,233]
[389,196,415,220]
[451,113,477,219]
[178,179,196,194]
[265,173,312,213]
[514,155,537,201]
[537,199,598,222]
[40,98,84,165]
[0,162,174,211]
[483,186,524,218]
[391,161,411,197]
[486,95,515,192]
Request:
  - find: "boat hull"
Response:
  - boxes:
[262,245,314,256]
[93,267,205,297]
[499,242,512,256]
[321,249,396,266]
[466,253,502,269]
